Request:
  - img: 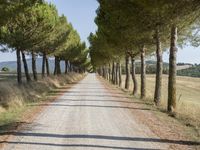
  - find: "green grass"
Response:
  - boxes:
[0,106,27,132]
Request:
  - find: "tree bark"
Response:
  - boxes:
[99,67,102,76]
[46,57,50,76]
[168,25,178,113]
[112,61,115,84]
[31,51,37,81]
[21,51,31,82]
[54,56,57,75]
[42,52,46,78]
[118,62,122,87]
[141,46,146,99]
[106,65,109,81]
[16,49,22,84]
[54,56,61,75]
[109,63,112,82]
[65,60,68,74]
[69,62,73,72]
[115,63,119,85]
[154,28,163,106]
[102,66,105,78]
[57,57,61,75]
[131,57,138,95]
[125,54,130,90]
[68,62,71,72]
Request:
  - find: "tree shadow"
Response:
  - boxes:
[1,133,199,146]
[0,122,33,134]
[64,94,131,98]
[62,99,153,106]
[0,122,24,133]
[54,99,141,104]
[29,103,152,111]
[0,141,161,150]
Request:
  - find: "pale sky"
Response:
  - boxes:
[0,0,199,64]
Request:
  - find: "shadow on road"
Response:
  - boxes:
[30,103,152,111]
[0,141,160,150]
[1,133,200,146]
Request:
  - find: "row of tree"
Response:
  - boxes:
[0,0,89,84]
[89,0,200,113]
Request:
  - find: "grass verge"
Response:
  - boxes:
[100,76,200,150]
[0,73,85,134]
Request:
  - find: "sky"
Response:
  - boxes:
[0,0,200,64]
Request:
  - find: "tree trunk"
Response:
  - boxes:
[69,62,74,72]
[141,46,146,99]
[109,63,112,82]
[125,54,130,90]
[54,56,61,75]
[54,56,57,75]
[21,51,31,82]
[31,51,37,81]
[99,67,102,76]
[46,57,50,76]
[118,62,122,87]
[42,52,46,78]
[131,57,138,95]
[115,62,119,85]
[102,66,105,78]
[154,29,163,106]
[114,63,118,85]
[68,62,71,72]
[65,60,68,74]
[16,49,22,84]
[106,65,109,81]
[168,25,178,113]
[57,57,61,75]
[112,62,115,84]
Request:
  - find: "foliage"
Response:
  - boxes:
[1,67,9,72]
[177,65,200,77]
[90,0,200,66]
[0,0,89,83]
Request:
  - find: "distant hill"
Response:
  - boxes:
[135,60,169,67]
[177,65,200,77]
[177,63,193,71]
[0,58,66,73]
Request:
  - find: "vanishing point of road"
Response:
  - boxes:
[2,74,170,150]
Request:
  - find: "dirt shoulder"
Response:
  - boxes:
[0,74,86,149]
[99,76,200,150]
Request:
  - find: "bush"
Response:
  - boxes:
[1,67,9,72]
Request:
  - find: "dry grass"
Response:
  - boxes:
[122,75,200,128]
[0,73,85,131]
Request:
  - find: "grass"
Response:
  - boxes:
[0,72,18,81]
[0,73,85,133]
[0,107,27,132]
[122,75,200,128]
[102,75,200,146]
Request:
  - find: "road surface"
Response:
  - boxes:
[1,74,170,150]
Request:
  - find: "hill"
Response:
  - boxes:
[0,58,66,73]
[177,64,200,77]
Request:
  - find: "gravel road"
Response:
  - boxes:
[1,74,170,150]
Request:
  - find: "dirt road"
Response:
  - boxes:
[0,74,189,150]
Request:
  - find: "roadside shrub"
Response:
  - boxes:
[1,67,9,72]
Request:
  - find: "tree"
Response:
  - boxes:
[0,2,59,83]
[92,0,200,113]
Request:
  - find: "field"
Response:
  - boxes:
[122,75,200,126]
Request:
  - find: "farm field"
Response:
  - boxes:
[122,75,200,124]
